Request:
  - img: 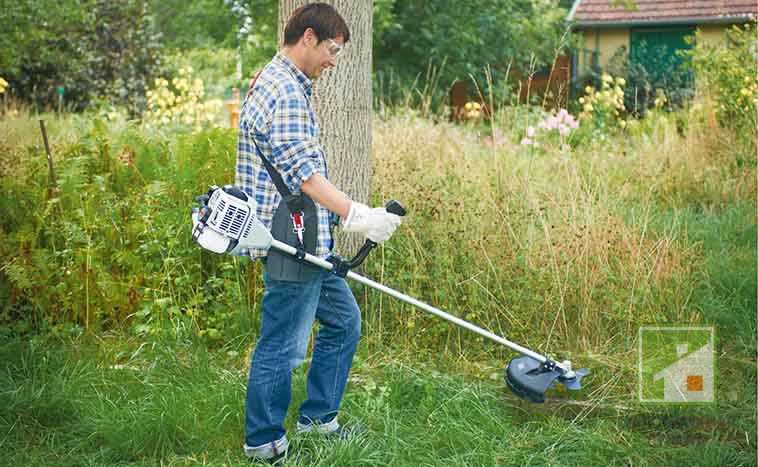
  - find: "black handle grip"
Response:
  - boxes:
[385,200,407,217]
[345,199,407,271]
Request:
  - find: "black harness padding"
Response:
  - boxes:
[247,69,327,282]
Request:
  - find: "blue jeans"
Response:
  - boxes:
[244,264,361,448]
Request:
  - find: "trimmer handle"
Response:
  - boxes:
[384,200,407,217]
[345,199,406,270]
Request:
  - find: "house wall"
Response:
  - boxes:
[597,28,631,67]
[576,28,630,78]
[575,24,731,79]
[696,24,730,45]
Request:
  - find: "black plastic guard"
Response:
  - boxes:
[505,356,561,403]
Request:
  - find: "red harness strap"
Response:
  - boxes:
[246,69,263,100]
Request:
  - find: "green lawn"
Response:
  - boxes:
[1,332,754,467]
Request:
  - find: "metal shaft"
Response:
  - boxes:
[270,240,564,370]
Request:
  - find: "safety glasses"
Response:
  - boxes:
[326,39,344,58]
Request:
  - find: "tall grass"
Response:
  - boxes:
[0,86,755,417]
[1,337,753,466]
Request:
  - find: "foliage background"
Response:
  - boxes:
[0,2,756,465]
[1,0,571,112]
[0,0,162,114]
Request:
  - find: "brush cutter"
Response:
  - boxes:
[190,185,590,403]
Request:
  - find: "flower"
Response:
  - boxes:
[520,137,533,146]
[526,126,535,138]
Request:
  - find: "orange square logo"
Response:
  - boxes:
[687,375,703,391]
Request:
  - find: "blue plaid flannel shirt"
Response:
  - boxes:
[235,53,333,259]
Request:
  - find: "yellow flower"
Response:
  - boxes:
[619,120,627,128]
[585,85,593,94]
[615,77,626,86]
[602,73,613,83]
[579,97,585,104]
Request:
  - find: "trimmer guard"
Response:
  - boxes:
[505,356,590,403]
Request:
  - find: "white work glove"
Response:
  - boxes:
[342,201,402,243]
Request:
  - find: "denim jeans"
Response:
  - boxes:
[244,263,361,450]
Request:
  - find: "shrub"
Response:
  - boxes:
[571,73,629,144]
[0,0,162,114]
[143,68,223,133]
[689,23,758,152]
[0,120,253,341]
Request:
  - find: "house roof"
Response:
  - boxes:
[568,0,757,28]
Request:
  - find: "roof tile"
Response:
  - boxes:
[571,0,757,23]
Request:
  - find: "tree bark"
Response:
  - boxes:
[278,0,372,256]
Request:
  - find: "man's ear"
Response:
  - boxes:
[303,27,317,48]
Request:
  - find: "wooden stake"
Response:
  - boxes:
[39,119,58,188]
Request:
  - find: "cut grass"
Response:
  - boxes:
[1,337,754,467]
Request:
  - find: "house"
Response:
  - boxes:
[652,340,714,402]
[567,0,757,106]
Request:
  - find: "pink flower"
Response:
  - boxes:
[558,124,570,136]
[526,126,535,138]
[520,137,533,146]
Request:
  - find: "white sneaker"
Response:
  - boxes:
[296,417,340,435]
[243,434,289,462]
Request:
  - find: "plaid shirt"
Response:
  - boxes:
[235,53,333,259]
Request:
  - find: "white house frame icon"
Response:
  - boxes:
[639,327,715,403]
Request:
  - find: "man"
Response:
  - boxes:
[235,3,401,463]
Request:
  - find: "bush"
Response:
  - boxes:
[373,0,571,113]
[689,23,758,152]
[143,68,223,132]
[0,120,255,341]
[576,73,628,138]
[0,0,162,115]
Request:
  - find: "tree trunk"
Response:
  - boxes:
[278,0,372,256]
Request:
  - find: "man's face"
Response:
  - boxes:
[303,29,344,79]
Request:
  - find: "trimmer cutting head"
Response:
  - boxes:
[505,356,590,403]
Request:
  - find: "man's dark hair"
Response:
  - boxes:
[283,3,350,46]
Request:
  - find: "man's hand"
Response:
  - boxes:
[342,202,402,243]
